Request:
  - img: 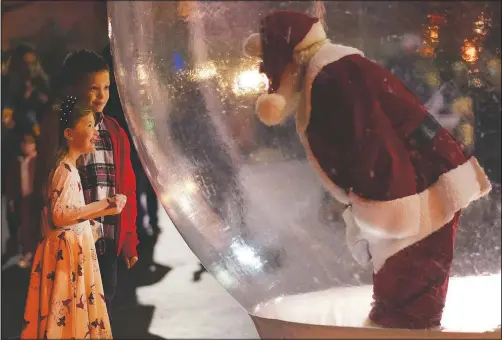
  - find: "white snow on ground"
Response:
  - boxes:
[253,273,501,333]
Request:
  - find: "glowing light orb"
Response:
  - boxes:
[232,68,269,96]
[462,40,479,63]
[190,61,218,81]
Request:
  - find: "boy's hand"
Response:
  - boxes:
[8,200,14,212]
[125,256,138,269]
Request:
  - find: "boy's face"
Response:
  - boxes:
[76,70,110,114]
[21,139,36,156]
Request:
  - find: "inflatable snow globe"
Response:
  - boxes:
[108,1,501,338]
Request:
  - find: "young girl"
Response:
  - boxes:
[21,95,126,339]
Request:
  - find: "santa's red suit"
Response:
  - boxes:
[244,11,491,329]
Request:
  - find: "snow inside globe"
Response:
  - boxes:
[107,1,501,338]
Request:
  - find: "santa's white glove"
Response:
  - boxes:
[343,207,372,267]
[348,238,372,267]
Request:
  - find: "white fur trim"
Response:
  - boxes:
[352,157,491,273]
[344,208,372,267]
[350,157,491,239]
[243,33,262,57]
[296,43,364,136]
[295,22,327,51]
[255,93,287,126]
[301,127,491,273]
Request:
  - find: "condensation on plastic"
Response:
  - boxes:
[108,1,501,333]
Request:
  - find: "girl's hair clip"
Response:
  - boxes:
[60,95,77,126]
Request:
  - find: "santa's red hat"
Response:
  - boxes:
[243,10,327,126]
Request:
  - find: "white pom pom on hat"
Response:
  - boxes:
[255,93,288,126]
[243,11,328,126]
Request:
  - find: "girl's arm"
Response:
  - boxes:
[50,163,117,227]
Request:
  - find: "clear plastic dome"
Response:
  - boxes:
[107,1,501,334]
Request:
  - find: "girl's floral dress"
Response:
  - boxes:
[21,161,112,339]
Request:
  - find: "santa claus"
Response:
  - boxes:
[243,10,492,330]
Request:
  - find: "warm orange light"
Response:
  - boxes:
[424,25,440,45]
[422,13,446,56]
[427,14,447,26]
[430,29,439,40]
[420,44,435,57]
[190,61,218,81]
[461,41,478,63]
[473,13,491,36]
[178,1,196,18]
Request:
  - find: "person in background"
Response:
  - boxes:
[56,49,139,328]
[2,45,50,241]
[3,43,50,138]
[5,132,39,268]
[1,97,22,265]
[2,45,33,254]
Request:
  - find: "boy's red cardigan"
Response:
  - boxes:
[103,115,139,258]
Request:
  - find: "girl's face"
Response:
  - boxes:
[76,70,110,114]
[65,113,99,154]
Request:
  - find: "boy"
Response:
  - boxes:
[59,49,139,320]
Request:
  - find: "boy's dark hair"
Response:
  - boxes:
[58,49,109,89]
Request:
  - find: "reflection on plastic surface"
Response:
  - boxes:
[107,1,501,332]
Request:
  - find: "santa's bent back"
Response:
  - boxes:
[244,10,491,330]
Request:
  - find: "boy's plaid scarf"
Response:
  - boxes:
[77,119,117,240]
